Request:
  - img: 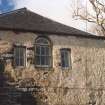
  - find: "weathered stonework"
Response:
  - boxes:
[1,30,105,105]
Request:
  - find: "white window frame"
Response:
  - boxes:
[14,46,27,68]
[60,48,71,69]
[35,37,52,68]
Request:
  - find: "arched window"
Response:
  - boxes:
[35,37,52,67]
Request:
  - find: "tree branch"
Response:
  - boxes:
[73,0,105,36]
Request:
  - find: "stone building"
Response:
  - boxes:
[0,8,105,105]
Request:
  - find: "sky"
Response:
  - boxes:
[0,0,92,33]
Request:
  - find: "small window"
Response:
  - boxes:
[60,49,71,69]
[35,37,52,68]
[14,46,26,67]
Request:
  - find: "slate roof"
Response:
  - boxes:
[0,8,105,40]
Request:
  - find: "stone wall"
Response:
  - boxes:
[0,30,105,105]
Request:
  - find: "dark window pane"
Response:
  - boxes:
[15,48,19,57]
[35,56,40,65]
[61,52,65,67]
[35,37,51,67]
[14,47,26,67]
[20,58,24,66]
[46,56,50,66]
[64,52,69,67]
[41,56,46,65]
[45,47,50,55]
[36,46,40,55]
[15,58,19,66]
[41,46,46,55]
[61,49,70,68]
[20,48,24,57]
[36,38,49,45]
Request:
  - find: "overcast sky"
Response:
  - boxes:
[0,0,91,33]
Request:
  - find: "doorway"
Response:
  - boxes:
[0,59,5,87]
[0,59,5,74]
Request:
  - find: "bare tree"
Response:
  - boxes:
[73,0,105,36]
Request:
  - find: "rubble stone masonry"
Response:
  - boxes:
[0,30,105,105]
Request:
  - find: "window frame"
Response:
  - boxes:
[34,37,52,68]
[60,48,71,69]
[14,45,27,68]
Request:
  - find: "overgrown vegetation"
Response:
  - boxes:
[73,0,105,36]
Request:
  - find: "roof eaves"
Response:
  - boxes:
[0,27,105,40]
